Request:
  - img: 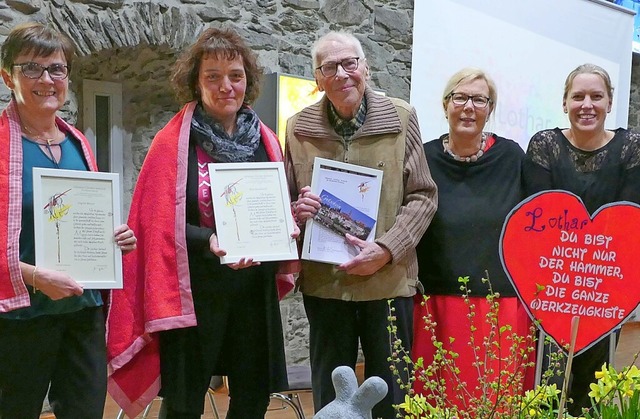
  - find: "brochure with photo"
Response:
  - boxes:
[302,158,383,265]
[315,189,375,241]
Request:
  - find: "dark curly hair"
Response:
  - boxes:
[171,27,262,105]
[1,22,75,74]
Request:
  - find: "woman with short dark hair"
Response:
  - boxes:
[0,22,136,419]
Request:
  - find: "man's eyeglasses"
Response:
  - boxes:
[12,62,69,80]
[448,92,491,108]
[316,57,361,77]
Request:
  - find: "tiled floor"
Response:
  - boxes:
[103,390,315,419]
[41,322,640,418]
[614,320,640,369]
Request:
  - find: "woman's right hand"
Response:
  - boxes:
[209,232,227,258]
[34,267,84,300]
[294,186,321,224]
[209,233,260,270]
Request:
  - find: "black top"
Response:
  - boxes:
[159,137,288,396]
[523,128,640,213]
[418,134,525,297]
[522,127,640,415]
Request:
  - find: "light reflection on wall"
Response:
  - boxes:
[276,74,325,150]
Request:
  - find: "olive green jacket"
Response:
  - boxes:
[285,87,438,301]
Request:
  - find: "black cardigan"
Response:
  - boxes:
[523,127,640,213]
[417,134,525,297]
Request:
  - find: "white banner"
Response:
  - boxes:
[411,0,634,150]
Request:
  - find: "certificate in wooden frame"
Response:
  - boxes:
[209,162,298,264]
[33,168,123,289]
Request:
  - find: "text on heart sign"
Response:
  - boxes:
[500,191,640,354]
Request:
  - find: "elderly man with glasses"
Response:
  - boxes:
[285,30,438,419]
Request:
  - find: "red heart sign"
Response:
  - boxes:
[500,191,640,355]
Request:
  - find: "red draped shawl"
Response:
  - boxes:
[106,102,296,418]
[0,100,98,312]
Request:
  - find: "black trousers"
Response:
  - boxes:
[303,295,413,419]
[542,333,614,416]
[158,324,271,419]
[159,266,275,419]
[0,306,106,419]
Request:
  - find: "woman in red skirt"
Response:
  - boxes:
[412,67,535,414]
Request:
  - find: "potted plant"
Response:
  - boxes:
[388,277,640,419]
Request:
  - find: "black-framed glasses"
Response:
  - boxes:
[448,92,491,108]
[12,62,69,80]
[316,57,361,77]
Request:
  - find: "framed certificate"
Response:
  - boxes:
[208,162,299,264]
[302,158,383,265]
[33,168,123,289]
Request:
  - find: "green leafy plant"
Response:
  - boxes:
[387,276,640,419]
[581,362,640,419]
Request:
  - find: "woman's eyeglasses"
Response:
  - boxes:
[12,62,69,80]
[448,92,491,108]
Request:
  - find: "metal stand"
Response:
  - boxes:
[534,329,618,387]
[115,391,221,419]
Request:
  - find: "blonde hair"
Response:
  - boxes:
[442,67,497,112]
[563,63,614,101]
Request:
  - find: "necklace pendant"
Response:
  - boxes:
[21,123,61,146]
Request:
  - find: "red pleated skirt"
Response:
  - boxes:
[411,294,536,413]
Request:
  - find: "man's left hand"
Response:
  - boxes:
[337,234,392,276]
[114,224,137,255]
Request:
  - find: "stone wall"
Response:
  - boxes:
[0,0,414,367]
[629,54,640,129]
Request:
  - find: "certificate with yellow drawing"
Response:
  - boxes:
[208,162,299,264]
[32,168,123,289]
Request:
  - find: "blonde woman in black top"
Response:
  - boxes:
[524,63,640,416]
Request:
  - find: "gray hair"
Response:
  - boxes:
[311,31,365,70]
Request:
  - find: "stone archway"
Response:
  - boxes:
[71,43,180,201]
[48,1,208,56]
[43,1,218,197]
